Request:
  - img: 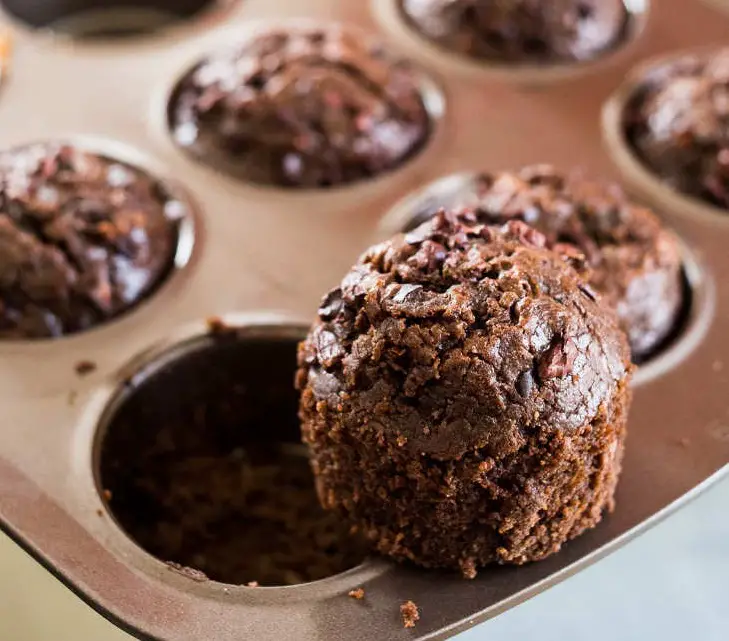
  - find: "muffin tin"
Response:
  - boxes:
[0,1,728,640]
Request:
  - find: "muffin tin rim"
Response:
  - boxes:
[370,0,651,85]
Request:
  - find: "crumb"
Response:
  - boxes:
[223,587,230,594]
[75,360,97,376]
[348,587,365,600]
[68,390,78,406]
[0,32,11,72]
[206,316,235,336]
[400,600,420,629]
[96,509,104,517]
[246,581,259,587]
[677,437,691,448]
[102,489,112,502]
[167,561,208,582]
[459,557,477,579]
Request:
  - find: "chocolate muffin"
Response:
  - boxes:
[399,0,628,63]
[625,48,729,209]
[401,166,684,361]
[297,212,633,575]
[168,26,432,188]
[0,143,181,339]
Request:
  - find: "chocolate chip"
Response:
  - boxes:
[506,220,546,248]
[538,339,578,379]
[516,370,534,397]
[75,360,97,376]
[391,283,423,304]
[319,288,345,321]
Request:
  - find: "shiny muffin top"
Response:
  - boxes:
[298,211,632,460]
[626,48,729,209]
[168,26,432,187]
[403,165,684,360]
[0,143,181,339]
[399,0,627,63]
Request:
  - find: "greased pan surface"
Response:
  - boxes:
[0,1,728,640]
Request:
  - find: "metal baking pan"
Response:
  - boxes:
[0,0,727,640]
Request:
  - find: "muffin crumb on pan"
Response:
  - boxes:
[298,210,633,576]
[348,587,366,600]
[400,600,420,628]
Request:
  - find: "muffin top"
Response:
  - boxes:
[625,48,729,209]
[402,166,684,359]
[298,211,631,460]
[0,143,181,339]
[168,26,432,188]
[399,0,627,63]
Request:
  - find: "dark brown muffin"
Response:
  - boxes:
[401,166,684,361]
[168,26,432,188]
[0,143,182,339]
[399,0,628,63]
[625,48,729,209]
[297,212,633,576]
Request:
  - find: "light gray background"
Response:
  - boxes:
[1,475,727,641]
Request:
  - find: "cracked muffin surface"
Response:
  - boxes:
[0,143,181,339]
[168,26,432,187]
[297,211,633,575]
[625,48,729,210]
[399,0,628,63]
[402,166,684,361]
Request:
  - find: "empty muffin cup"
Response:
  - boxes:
[371,0,650,84]
[0,0,229,40]
[97,320,369,586]
[166,23,441,189]
[603,46,729,227]
[0,141,188,340]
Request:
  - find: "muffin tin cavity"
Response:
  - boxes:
[0,141,191,340]
[372,0,649,83]
[96,323,369,586]
[0,0,223,39]
[377,170,705,371]
[166,24,440,189]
